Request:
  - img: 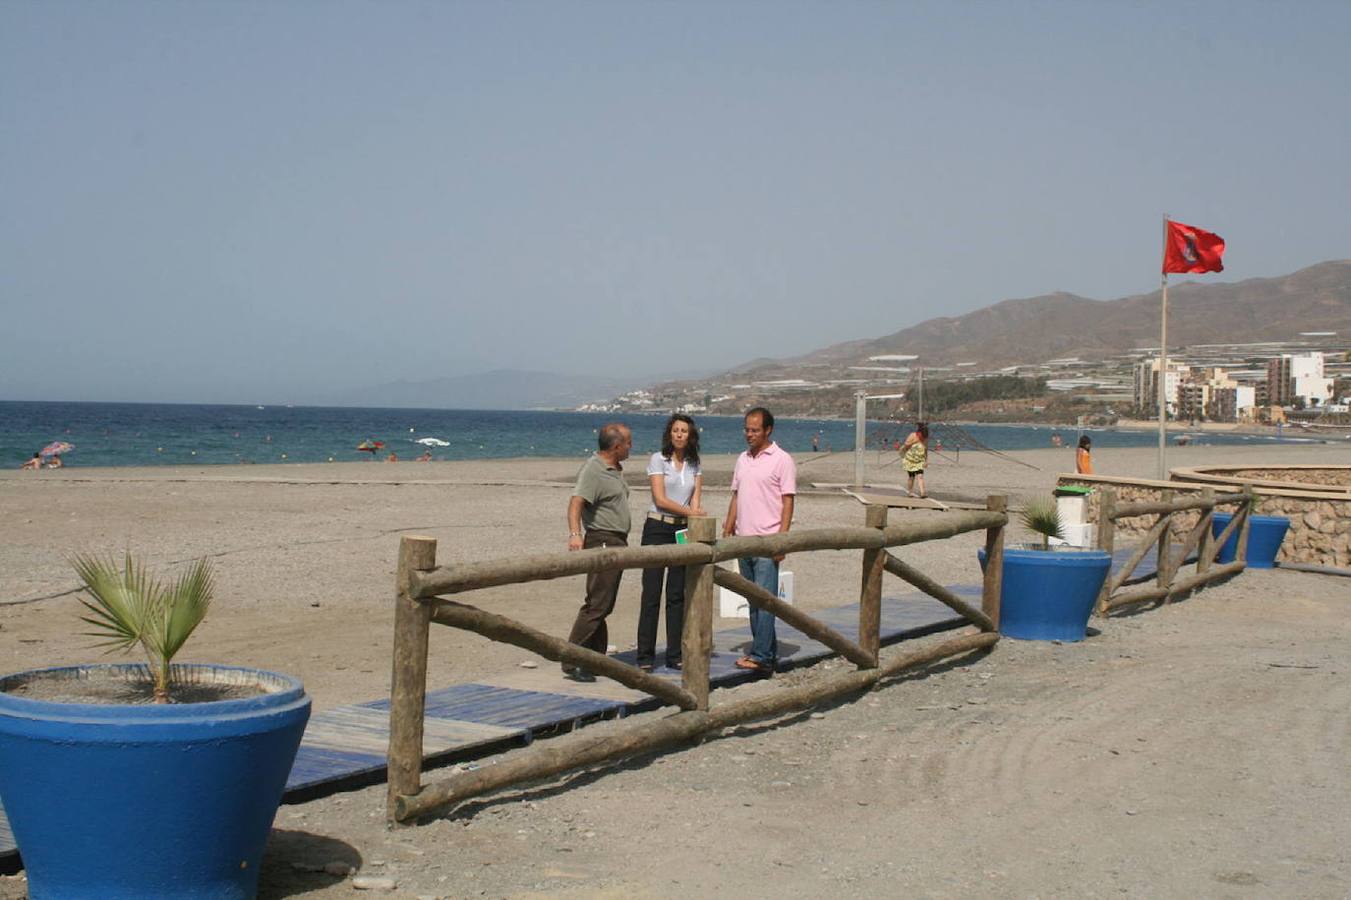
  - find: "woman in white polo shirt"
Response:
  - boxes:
[636,414,704,671]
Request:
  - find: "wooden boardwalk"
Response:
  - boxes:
[0,543,1183,870]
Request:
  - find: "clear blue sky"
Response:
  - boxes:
[3,1,1348,403]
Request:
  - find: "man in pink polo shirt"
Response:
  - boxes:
[723,407,796,675]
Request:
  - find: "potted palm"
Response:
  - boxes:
[0,553,310,899]
[978,498,1113,641]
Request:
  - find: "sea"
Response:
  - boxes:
[0,400,1324,470]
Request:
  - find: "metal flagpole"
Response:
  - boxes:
[854,391,867,488]
[1158,215,1169,480]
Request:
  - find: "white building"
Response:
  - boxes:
[1134,359,1186,414]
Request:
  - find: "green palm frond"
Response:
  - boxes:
[69,552,215,702]
[149,557,215,662]
[72,551,159,652]
[1020,497,1065,549]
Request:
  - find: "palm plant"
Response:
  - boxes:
[71,552,215,703]
[1020,497,1065,550]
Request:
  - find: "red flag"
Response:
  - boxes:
[1163,220,1225,274]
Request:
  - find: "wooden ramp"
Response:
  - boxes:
[0,586,989,871]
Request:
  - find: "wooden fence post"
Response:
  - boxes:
[981,495,1006,631]
[388,535,438,821]
[1196,487,1215,575]
[1236,486,1254,564]
[682,516,717,711]
[1095,489,1116,616]
[858,504,887,666]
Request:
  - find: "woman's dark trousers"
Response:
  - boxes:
[637,518,685,668]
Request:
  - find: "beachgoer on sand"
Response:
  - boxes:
[20,453,41,471]
[900,422,929,498]
[724,407,796,676]
[1076,435,1094,474]
[385,451,398,463]
[563,422,633,683]
[47,455,63,469]
[417,450,432,462]
[637,414,704,673]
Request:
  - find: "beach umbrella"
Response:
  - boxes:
[356,439,385,454]
[40,441,74,458]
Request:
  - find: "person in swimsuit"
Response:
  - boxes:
[1076,435,1094,474]
[900,422,929,498]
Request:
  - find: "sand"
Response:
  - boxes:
[1,441,1349,897]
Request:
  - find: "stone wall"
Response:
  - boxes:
[1055,466,1351,571]
[1211,468,1351,489]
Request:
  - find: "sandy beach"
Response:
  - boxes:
[2,440,1349,897]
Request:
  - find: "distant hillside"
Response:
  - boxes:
[334,369,635,410]
[781,260,1351,370]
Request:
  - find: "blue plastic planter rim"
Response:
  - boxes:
[998,546,1111,565]
[0,663,306,723]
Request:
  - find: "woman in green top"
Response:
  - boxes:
[900,422,929,499]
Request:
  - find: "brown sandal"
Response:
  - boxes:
[735,656,770,672]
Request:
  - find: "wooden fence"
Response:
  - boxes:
[386,498,1009,823]
[1094,485,1253,614]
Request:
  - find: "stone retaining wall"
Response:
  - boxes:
[1055,466,1351,571]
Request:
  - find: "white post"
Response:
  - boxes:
[1158,215,1169,481]
[917,367,925,421]
[854,390,867,488]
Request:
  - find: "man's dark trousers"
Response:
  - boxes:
[565,529,628,657]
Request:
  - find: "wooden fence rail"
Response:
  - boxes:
[387,498,1008,822]
[1095,485,1252,614]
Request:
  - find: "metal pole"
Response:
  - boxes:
[1158,215,1169,481]
[854,391,867,488]
[917,367,925,421]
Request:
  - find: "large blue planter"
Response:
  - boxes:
[979,546,1112,641]
[0,664,310,899]
[1212,513,1291,568]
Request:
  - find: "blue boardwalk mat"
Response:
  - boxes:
[1112,543,1199,585]
[0,589,974,868]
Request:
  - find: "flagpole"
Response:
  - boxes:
[1158,215,1169,480]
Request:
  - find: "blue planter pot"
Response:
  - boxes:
[979,546,1112,641]
[1211,513,1291,568]
[0,664,310,899]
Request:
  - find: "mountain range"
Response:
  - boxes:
[754,259,1351,373]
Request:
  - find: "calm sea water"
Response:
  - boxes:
[0,401,1308,469]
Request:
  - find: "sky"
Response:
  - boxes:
[3,1,1349,404]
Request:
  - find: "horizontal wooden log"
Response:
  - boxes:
[1112,490,1246,521]
[414,513,1009,599]
[879,511,1007,548]
[394,630,999,820]
[428,600,697,711]
[712,568,875,668]
[881,552,996,632]
[711,529,882,562]
[1103,560,1244,612]
[1103,513,1172,594]
[413,542,714,598]
[1111,491,1232,520]
[707,631,1000,728]
[395,709,712,821]
[712,511,1006,563]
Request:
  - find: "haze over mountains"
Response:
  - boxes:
[343,261,1350,409]
[753,260,1351,375]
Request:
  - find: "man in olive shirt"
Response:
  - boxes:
[563,422,633,682]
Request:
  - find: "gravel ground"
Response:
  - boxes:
[2,442,1348,897]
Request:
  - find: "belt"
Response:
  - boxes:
[647,512,687,526]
